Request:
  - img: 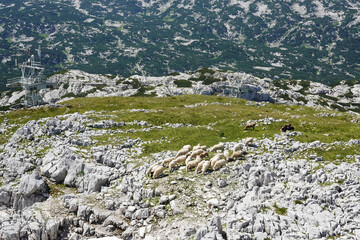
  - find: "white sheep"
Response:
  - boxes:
[232,142,243,152]
[153,166,166,179]
[202,161,211,174]
[175,148,190,158]
[186,156,202,171]
[244,122,256,130]
[195,160,205,174]
[224,150,230,161]
[192,144,201,151]
[190,149,204,159]
[209,143,224,152]
[146,163,161,177]
[213,159,226,171]
[183,145,192,151]
[169,160,178,172]
[193,144,207,151]
[231,151,245,160]
[169,155,187,172]
[210,153,223,168]
[175,154,187,163]
[161,158,173,167]
[245,137,254,146]
[185,155,193,165]
[148,164,163,178]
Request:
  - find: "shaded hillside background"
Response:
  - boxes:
[1,0,360,90]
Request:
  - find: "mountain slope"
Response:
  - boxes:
[0,95,360,239]
[1,0,360,89]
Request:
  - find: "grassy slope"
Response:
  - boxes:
[0,95,359,161]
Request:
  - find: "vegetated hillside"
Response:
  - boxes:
[0,95,359,239]
[1,0,360,89]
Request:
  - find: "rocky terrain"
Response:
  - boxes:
[0,94,359,239]
[1,68,360,114]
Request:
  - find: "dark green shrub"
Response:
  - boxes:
[167,72,180,76]
[296,96,308,104]
[174,80,192,88]
[279,93,291,100]
[319,94,338,101]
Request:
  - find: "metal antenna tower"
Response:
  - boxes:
[7,49,57,107]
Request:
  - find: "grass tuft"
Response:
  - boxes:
[273,202,287,215]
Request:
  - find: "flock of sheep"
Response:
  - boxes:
[145,120,297,179]
[146,137,254,179]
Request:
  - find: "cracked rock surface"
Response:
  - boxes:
[0,108,359,239]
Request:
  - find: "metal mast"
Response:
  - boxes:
[7,50,57,107]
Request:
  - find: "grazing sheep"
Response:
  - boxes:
[186,156,202,171]
[233,142,243,152]
[202,161,211,174]
[210,153,223,168]
[244,122,256,130]
[169,155,187,172]
[149,165,163,178]
[175,154,187,163]
[176,148,190,158]
[280,123,295,132]
[195,160,205,174]
[169,160,179,172]
[209,143,224,152]
[245,137,254,146]
[199,152,209,159]
[224,150,230,161]
[185,155,193,165]
[231,151,245,160]
[182,145,192,151]
[161,158,173,167]
[193,144,207,151]
[153,166,166,179]
[213,159,226,171]
[146,163,161,177]
[190,149,204,159]
[192,144,202,151]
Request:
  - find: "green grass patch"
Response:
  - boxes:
[1,95,360,157]
[259,205,271,213]
[162,16,174,22]
[273,202,287,215]
[309,145,359,164]
[48,183,65,198]
[40,33,48,39]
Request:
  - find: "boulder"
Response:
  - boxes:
[18,171,48,197]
